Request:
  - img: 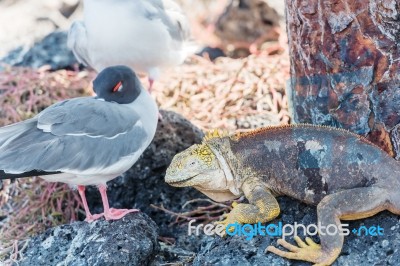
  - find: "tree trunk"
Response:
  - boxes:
[285,0,400,157]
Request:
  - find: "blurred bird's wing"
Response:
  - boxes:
[143,0,191,42]
[0,98,147,175]
[68,21,92,67]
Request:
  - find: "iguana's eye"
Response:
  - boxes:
[112,81,123,92]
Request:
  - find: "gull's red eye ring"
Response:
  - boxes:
[112,81,123,92]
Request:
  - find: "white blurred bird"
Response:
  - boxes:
[68,0,194,91]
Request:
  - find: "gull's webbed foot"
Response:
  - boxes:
[103,208,140,220]
[85,213,104,222]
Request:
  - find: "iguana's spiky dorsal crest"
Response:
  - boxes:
[232,123,383,151]
[202,129,230,143]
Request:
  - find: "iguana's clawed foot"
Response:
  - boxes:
[214,202,241,235]
[266,236,333,266]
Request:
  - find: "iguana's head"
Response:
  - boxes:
[165,142,240,202]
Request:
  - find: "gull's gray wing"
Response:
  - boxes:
[37,97,138,138]
[0,98,147,174]
[0,118,37,149]
[142,0,190,42]
[68,21,92,67]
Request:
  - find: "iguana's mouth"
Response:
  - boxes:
[168,174,198,186]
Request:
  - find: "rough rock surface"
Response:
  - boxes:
[193,197,400,265]
[19,213,159,266]
[1,31,78,71]
[196,47,226,61]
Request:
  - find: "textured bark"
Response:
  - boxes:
[286,0,400,157]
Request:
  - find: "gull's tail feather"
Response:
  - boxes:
[0,170,61,180]
[0,119,61,179]
[0,119,36,149]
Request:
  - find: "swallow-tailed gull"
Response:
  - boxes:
[68,0,193,90]
[0,65,158,222]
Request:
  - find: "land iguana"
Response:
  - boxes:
[164,124,400,265]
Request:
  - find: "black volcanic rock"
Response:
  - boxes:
[193,197,400,266]
[1,31,78,71]
[20,213,159,266]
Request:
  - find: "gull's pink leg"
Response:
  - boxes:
[98,184,139,220]
[77,185,103,222]
[148,78,154,93]
[147,77,163,120]
[249,42,260,55]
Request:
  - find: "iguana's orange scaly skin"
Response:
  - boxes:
[165,124,400,265]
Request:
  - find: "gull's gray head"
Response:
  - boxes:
[93,65,142,104]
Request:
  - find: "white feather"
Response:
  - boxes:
[69,0,194,80]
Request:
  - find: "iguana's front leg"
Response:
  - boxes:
[218,179,280,225]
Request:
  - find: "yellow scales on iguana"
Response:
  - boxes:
[165,124,400,265]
